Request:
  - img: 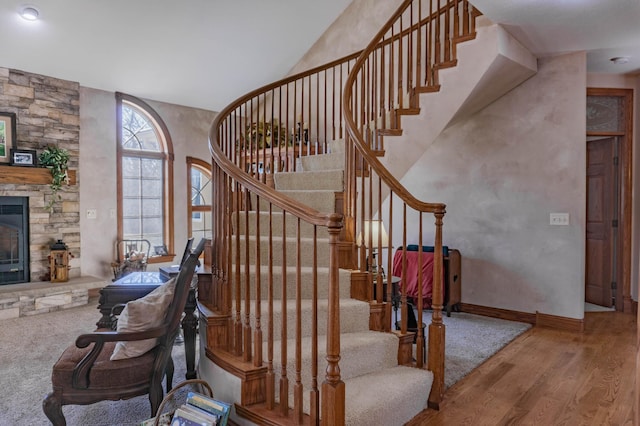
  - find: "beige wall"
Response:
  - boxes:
[398,52,587,318]
[79,88,216,279]
[290,0,403,74]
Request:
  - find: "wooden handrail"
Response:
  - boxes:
[341,0,478,408]
[205,0,479,421]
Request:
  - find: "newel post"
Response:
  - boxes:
[322,213,345,426]
[428,210,446,409]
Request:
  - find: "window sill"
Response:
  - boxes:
[148,254,175,264]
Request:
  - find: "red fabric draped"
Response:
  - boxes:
[392,249,444,308]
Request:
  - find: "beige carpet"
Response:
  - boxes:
[0,299,201,426]
[2,299,531,425]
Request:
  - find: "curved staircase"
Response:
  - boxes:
[198,1,537,424]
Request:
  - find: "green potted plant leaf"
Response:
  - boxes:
[38,145,70,213]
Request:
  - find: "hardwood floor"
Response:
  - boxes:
[408,311,636,425]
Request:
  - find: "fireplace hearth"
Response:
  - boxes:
[0,196,29,285]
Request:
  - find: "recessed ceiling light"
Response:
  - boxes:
[19,6,39,21]
[610,56,630,65]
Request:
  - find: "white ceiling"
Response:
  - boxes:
[1,0,639,112]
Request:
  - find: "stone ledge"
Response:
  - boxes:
[0,276,107,320]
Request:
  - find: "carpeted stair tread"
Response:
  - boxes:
[273,169,344,191]
[343,366,433,426]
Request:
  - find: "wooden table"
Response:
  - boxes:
[96,271,200,380]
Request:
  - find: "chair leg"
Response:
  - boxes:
[43,392,66,426]
[149,383,164,417]
[165,357,174,393]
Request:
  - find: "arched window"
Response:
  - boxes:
[187,157,212,240]
[117,93,174,262]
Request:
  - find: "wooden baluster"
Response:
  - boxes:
[453,0,460,59]
[416,214,424,368]
[322,214,345,426]
[444,0,451,63]
[243,192,253,363]
[279,211,289,417]
[416,0,422,91]
[464,0,470,36]
[234,190,245,355]
[400,204,408,335]
[294,218,303,423]
[426,0,433,86]
[435,0,441,66]
[407,2,413,106]
[397,15,403,109]
[266,204,275,409]
[253,194,262,367]
[310,226,320,424]
[428,210,445,408]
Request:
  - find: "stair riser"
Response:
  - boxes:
[234,267,352,301]
[232,211,329,239]
[300,152,344,171]
[239,299,371,343]
[232,237,331,268]
[268,333,400,412]
[258,191,336,213]
[274,169,344,191]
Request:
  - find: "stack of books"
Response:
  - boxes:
[140,392,231,426]
[170,392,231,426]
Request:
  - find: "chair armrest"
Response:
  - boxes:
[76,326,168,347]
[72,326,169,389]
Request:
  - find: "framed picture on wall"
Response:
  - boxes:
[0,112,17,164]
[10,149,37,167]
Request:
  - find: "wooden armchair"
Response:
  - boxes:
[42,239,206,426]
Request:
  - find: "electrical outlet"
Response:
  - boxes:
[86,209,97,219]
[550,213,569,226]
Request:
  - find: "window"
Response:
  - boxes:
[187,157,212,240]
[117,93,174,261]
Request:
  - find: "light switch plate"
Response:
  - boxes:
[86,209,97,219]
[550,213,569,225]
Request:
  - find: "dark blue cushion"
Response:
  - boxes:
[404,245,449,256]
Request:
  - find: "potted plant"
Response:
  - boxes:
[237,119,288,151]
[38,145,70,213]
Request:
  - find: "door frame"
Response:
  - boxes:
[586,87,633,312]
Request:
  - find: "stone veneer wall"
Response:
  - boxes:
[0,67,80,282]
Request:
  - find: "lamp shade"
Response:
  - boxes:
[357,220,389,248]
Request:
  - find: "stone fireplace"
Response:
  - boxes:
[0,197,29,285]
[0,67,81,283]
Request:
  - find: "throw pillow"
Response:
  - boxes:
[110,277,177,360]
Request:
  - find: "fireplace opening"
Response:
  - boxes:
[0,197,29,285]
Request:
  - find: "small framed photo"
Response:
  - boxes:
[10,148,37,167]
[154,245,169,256]
[0,112,17,164]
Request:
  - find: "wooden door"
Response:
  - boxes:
[585,137,616,307]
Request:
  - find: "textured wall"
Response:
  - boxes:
[290,0,403,74]
[79,88,216,279]
[0,67,80,281]
[399,52,587,318]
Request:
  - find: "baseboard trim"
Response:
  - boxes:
[536,311,584,333]
[460,303,585,332]
[460,303,536,325]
